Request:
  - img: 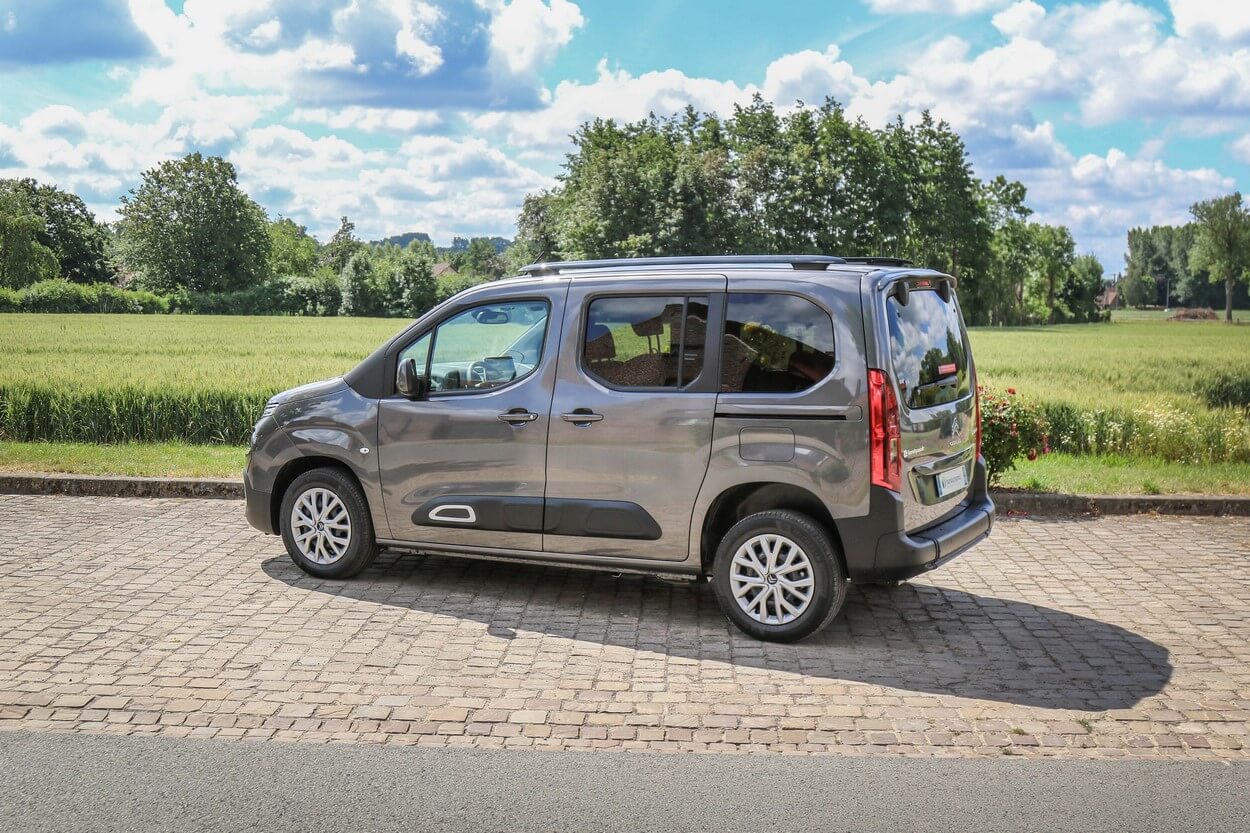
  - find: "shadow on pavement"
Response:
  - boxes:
[262,550,1172,712]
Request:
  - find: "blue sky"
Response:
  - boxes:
[2,0,1249,269]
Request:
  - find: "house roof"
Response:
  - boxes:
[432,262,458,278]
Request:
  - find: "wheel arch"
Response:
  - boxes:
[698,482,846,575]
[269,456,364,535]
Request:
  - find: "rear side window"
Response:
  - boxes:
[583,296,708,389]
[885,288,971,409]
[721,293,835,393]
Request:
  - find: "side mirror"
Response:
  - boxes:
[396,358,430,400]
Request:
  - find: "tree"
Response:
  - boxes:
[1189,193,1250,322]
[383,242,438,318]
[1060,254,1105,322]
[116,153,270,293]
[0,185,60,288]
[268,217,319,277]
[321,216,363,274]
[339,251,383,317]
[1121,269,1156,308]
[4,178,111,284]
[461,237,506,278]
[1030,225,1076,323]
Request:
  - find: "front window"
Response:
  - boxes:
[399,300,549,394]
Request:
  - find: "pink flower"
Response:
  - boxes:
[1027,450,1038,461]
[1007,387,1017,395]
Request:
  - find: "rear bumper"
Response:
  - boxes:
[839,457,994,581]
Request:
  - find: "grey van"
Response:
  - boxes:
[244,255,993,641]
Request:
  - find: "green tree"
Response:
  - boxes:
[1028,225,1075,322]
[268,217,319,277]
[1121,269,1156,308]
[116,153,270,293]
[1189,193,1250,322]
[0,185,60,288]
[4,178,111,284]
[1060,254,1105,322]
[383,242,438,317]
[461,237,506,278]
[321,216,363,275]
[339,250,383,317]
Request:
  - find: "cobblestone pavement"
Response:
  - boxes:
[2,495,1248,758]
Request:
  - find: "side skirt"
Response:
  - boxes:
[375,538,703,582]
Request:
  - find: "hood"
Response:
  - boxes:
[270,377,349,406]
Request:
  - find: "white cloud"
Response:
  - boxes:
[864,0,1009,13]
[292,106,444,133]
[486,0,584,77]
[991,1,1045,37]
[1231,134,1250,164]
[761,45,865,106]
[1170,0,1250,44]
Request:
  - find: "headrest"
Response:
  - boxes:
[585,322,616,361]
[631,314,664,337]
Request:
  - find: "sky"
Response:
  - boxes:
[1,0,1248,270]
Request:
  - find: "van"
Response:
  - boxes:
[244,255,993,641]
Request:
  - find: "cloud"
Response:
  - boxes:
[1231,134,1250,165]
[1169,0,1250,44]
[864,0,1009,13]
[486,0,583,78]
[0,0,154,65]
[761,45,865,106]
[292,106,444,133]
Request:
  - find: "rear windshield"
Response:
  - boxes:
[885,288,971,409]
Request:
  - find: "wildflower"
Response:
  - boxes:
[1007,387,1016,395]
[1027,450,1038,461]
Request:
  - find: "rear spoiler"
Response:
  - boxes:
[887,274,955,306]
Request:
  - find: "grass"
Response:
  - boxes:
[997,453,1250,496]
[969,319,1250,412]
[0,441,246,478]
[2,312,1249,460]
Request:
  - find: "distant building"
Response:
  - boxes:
[1095,285,1120,309]
[432,262,458,279]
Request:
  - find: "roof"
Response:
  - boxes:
[432,262,458,278]
[518,255,914,276]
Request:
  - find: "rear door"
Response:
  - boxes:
[542,275,725,561]
[882,279,978,530]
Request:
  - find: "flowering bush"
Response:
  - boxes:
[978,386,1049,483]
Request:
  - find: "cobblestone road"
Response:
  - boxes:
[2,495,1247,757]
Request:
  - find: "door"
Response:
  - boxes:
[543,276,725,561]
[377,289,565,551]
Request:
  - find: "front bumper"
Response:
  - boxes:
[839,457,994,581]
[243,463,275,535]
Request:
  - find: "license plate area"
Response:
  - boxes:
[935,465,968,498]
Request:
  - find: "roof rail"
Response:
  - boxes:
[839,256,914,267]
[518,254,848,276]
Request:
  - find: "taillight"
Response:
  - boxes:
[975,385,982,460]
[868,369,901,492]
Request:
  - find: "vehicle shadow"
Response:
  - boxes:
[261,550,1172,712]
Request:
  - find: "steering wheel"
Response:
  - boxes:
[468,361,488,385]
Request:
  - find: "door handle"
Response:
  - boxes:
[498,410,539,424]
[561,410,604,425]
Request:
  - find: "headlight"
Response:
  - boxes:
[260,399,280,420]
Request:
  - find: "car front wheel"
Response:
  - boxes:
[279,468,378,579]
[711,510,846,642]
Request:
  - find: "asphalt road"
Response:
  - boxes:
[2,732,1248,833]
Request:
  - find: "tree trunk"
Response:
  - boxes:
[1227,277,1235,323]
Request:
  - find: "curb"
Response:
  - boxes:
[2,472,1249,517]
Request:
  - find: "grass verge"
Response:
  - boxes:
[0,441,246,478]
[997,453,1250,496]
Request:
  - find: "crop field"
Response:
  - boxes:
[2,313,1249,459]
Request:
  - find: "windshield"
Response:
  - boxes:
[886,287,971,409]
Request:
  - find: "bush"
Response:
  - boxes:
[436,274,491,304]
[1195,371,1250,413]
[20,280,98,312]
[272,271,341,316]
[978,386,1049,483]
[0,287,21,312]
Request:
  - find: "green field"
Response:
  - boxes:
[2,312,1249,473]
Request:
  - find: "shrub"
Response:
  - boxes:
[273,271,341,316]
[0,287,21,312]
[20,280,98,312]
[1196,371,1250,413]
[436,273,491,304]
[978,386,1049,483]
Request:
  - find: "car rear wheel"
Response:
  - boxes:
[279,468,377,579]
[711,510,846,642]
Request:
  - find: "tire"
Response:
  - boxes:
[279,467,378,579]
[711,510,847,642]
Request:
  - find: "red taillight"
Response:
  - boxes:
[868,369,901,492]
[975,385,982,460]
